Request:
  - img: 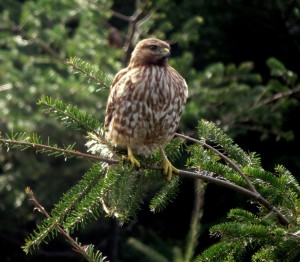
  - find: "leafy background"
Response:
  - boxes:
[0,0,300,261]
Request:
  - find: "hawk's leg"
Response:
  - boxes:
[160,148,179,181]
[127,146,141,169]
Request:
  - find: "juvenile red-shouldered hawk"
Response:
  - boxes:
[105,38,188,180]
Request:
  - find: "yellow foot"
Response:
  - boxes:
[160,149,179,181]
[127,146,141,169]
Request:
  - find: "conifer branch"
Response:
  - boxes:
[0,133,290,225]
[38,96,102,133]
[175,133,290,226]
[0,134,257,196]
[67,57,112,89]
[0,134,118,165]
[37,97,117,158]
[149,176,180,213]
[175,133,258,193]
[24,187,106,262]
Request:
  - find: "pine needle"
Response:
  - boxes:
[68,56,112,89]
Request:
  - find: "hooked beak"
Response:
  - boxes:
[160,47,171,58]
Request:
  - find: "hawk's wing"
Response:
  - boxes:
[105,67,128,130]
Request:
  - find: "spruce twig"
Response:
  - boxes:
[0,135,118,165]
[175,132,290,226]
[24,187,106,262]
[67,57,112,89]
[175,132,257,193]
[38,96,102,134]
[0,133,290,225]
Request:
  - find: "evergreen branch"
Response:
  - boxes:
[205,215,300,261]
[38,96,117,157]
[23,188,106,262]
[177,169,288,227]
[197,120,251,167]
[100,166,148,224]
[175,133,290,226]
[175,132,258,194]
[194,241,241,262]
[244,166,299,220]
[0,133,118,165]
[67,57,112,89]
[51,164,104,233]
[164,137,184,162]
[187,144,246,187]
[23,164,104,253]
[211,222,270,239]
[38,96,102,134]
[149,176,180,213]
[62,167,119,231]
[3,23,112,91]
[0,133,290,225]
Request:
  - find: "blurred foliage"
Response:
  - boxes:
[0,0,300,261]
[183,58,298,141]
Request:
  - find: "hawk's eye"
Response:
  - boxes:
[148,45,158,51]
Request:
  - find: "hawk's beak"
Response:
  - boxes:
[160,47,171,58]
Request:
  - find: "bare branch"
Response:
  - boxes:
[112,11,131,22]
[113,1,151,65]
[255,85,300,107]
[184,179,204,262]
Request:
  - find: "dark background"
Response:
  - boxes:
[0,0,299,261]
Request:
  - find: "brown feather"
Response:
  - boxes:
[105,38,188,156]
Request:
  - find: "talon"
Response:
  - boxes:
[127,146,140,169]
[160,149,178,181]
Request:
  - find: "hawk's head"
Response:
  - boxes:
[130,38,171,67]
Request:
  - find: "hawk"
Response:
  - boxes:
[105,38,188,180]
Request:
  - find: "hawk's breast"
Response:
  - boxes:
[106,65,188,155]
